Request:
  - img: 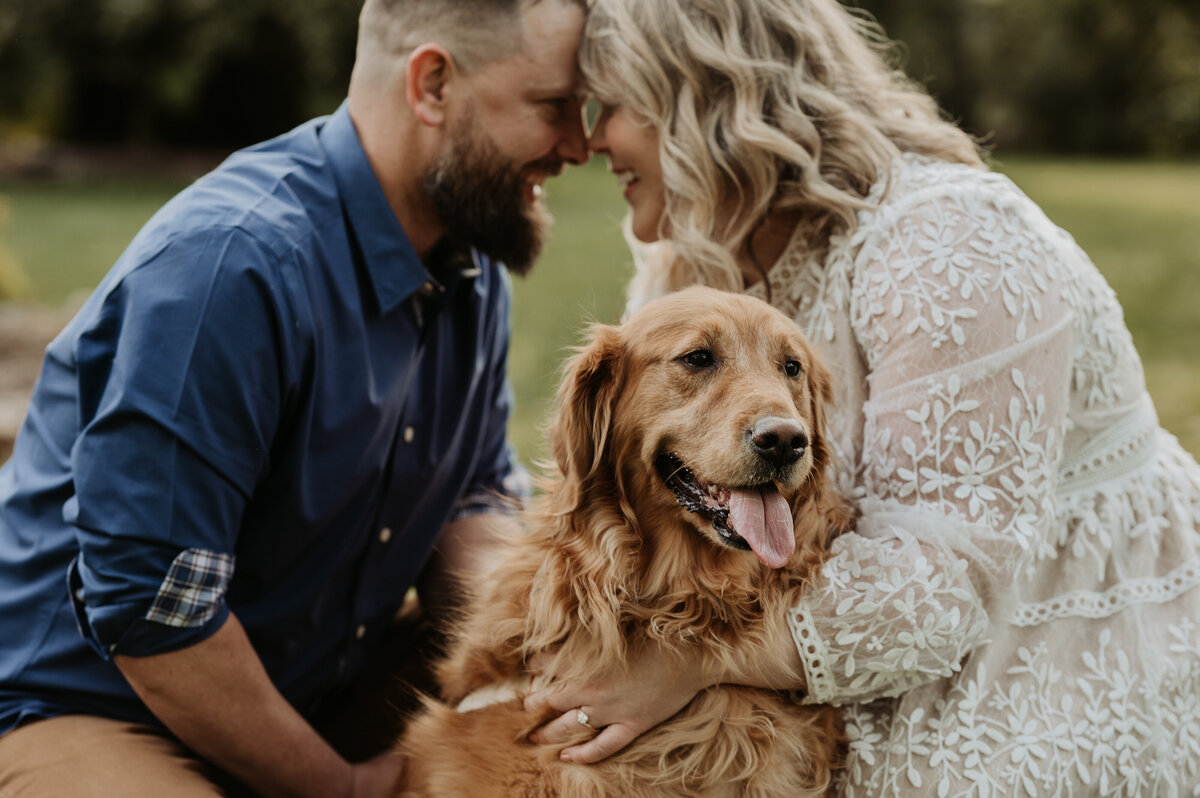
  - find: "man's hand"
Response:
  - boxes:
[116,613,365,798]
[350,750,406,797]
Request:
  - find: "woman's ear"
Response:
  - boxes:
[550,323,624,502]
[406,43,455,127]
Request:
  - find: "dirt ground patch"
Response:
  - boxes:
[0,304,70,462]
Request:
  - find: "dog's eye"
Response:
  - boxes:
[680,349,715,369]
[784,359,803,378]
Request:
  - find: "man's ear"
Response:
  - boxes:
[406,43,456,127]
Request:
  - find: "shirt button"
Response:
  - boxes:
[403,426,414,444]
[419,281,435,296]
[355,625,366,641]
[379,527,392,544]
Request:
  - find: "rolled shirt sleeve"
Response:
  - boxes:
[64,226,290,659]
[0,104,523,732]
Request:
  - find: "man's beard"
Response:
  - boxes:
[423,113,556,277]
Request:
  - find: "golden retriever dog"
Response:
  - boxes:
[398,286,849,797]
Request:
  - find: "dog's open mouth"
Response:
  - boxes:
[654,453,795,569]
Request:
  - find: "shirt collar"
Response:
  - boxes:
[319,101,433,315]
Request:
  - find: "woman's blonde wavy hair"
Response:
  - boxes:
[579,0,985,295]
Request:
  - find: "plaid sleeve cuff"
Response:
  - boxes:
[144,548,236,629]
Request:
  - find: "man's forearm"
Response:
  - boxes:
[115,613,353,798]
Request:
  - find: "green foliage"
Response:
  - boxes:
[2,0,1198,153]
[855,0,1200,155]
[508,161,632,462]
[0,195,31,301]
[0,0,357,146]
[0,175,203,302]
[0,249,30,302]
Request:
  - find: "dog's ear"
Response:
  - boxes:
[549,323,624,501]
[796,345,849,552]
[804,344,835,473]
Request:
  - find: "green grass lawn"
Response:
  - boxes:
[2,157,1198,462]
[995,157,1200,461]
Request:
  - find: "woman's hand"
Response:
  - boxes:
[523,644,714,764]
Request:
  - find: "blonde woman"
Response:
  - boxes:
[524,0,1200,794]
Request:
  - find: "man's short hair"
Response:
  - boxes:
[354,0,583,86]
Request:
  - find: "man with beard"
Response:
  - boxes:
[0,0,587,795]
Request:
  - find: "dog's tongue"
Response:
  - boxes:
[727,485,794,568]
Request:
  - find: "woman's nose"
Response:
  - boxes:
[587,106,611,152]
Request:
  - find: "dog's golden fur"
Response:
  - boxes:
[399,287,849,797]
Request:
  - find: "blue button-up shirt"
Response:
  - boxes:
[0,102,521,733]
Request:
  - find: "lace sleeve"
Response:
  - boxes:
[791,176,1077,705]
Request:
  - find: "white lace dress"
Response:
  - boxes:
[627,155,1200,797]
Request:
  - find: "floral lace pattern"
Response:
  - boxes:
[632,155,1200,795]
[845,620,1200,797]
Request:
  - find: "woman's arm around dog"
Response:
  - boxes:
[525,602,806,764]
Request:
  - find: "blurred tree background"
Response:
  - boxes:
[0,0,1198,460]
[0,0,357,149]
[854,0,1200,155]
[0,0,1197,154]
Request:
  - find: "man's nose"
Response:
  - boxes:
[556,99,590,165]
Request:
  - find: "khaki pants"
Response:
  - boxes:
[0,715,247,797]
[0,604,438,797]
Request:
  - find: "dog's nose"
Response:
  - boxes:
[749,417,808,468]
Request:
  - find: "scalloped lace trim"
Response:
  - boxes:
[788,603,835,704]
[1057,396,1158,494]
[1010,560,1200,627]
